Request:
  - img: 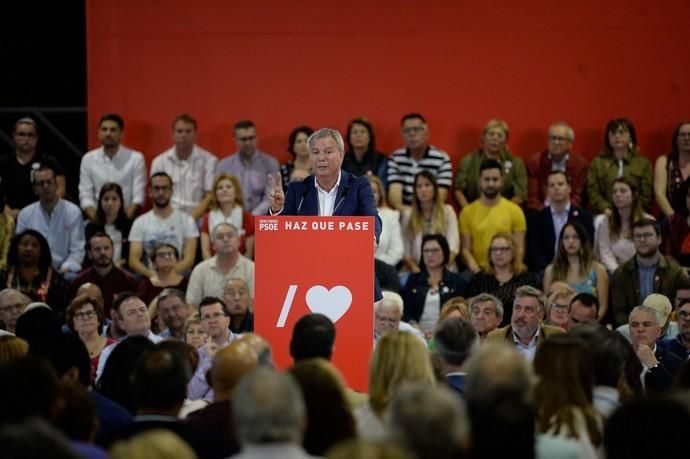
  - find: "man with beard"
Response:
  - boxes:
[611,218,687,327]
[79,113,146,222]
[71,233,137,317]
[128,172,199,277]
[486,285,563,361]
[156,288,191,340]
[459,159,527,273]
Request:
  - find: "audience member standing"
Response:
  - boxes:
[653,120,690,218]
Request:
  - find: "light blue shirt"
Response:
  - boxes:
[215,150,279,215]
[550,203,570,252]
[16,199,85,273]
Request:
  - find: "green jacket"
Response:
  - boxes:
[611,254,687,327]
[455,149,527,203]
[586,150,653,214]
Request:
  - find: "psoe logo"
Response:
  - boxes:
[259,219,279,231]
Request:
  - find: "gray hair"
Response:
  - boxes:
[629,305,664,327]
[464,342,534,403]
[211,222,238,240]
[307,128,345,154]
[377,291,404,316]
[549,121,575,142]
[514,285,547,313]
[389,383,470,456]
[0,289,30,305]
[233,368,306,445]
[469,293,504,319]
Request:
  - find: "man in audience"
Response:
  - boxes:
[460,159,527,273]
[486,286,564,361]
[156,288,191,340]
[433,317,478,395]
[70,232,136,317]
[525,122,589,212]
[79,113,146,221]
[224,278,254,333]
[150,113,218,219]
[628,305,683,393]
[0,117,66,217]
[661,299,690,360]
[232,367,314,459]
[238,333,274,367]
[374,291,425,343]
[0,288,29,335]
[96,292,163,381]
[128,172,199,277]
[611,218,687,326]
[16,165,85,277]
[566,292,599,330]
[527,170,593,273]
[185,340,259,457]
[387,113,452,211]
[617,293,678,342]
[186,223,254,307]
[215,120,279,215]
[188,296,238,401]
[469,293,504,341]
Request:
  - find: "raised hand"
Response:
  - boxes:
[267,173,285,213]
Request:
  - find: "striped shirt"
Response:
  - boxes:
[387,145,453,204]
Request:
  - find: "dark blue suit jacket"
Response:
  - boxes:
[281,170,383,301]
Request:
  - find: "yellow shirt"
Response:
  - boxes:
[459,197,526,270]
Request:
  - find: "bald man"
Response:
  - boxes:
[185,340,259,457]
[238,333,273,367]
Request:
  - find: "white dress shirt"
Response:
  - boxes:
[315,171,342,216]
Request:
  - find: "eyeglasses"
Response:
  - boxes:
[677,132,690,139]
[74,310,97,321]
[34,179,55,187]
[0,303,24,314]
[550,303,569,310]
[237,136,256,142]
[375,315,399,323]
[633,232,656,241]
[489,246,511,253]
[402,126,424,136]
[677,311,690,320]
[201,312,227,321]
[548,135,572,143]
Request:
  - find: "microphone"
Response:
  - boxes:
[333,186,350,214]
[297,187,309,214]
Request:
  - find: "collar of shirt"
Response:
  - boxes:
[170,145,198,163]
[548,152,569,171]
[314,170,342,216]
[550,202,571,217]
[512,326,540,349]
[98,145,123,160]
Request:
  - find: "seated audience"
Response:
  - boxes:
[374,292,425,344]
[65,294,115,382]
[84,183,133,269]
[0,230,68,317]
[525,122,588,212]
[433,317,478,396]
[183,314,207,349]
[401,170,459,272]
[200,173,254,260]
[186,223,254,307]
[368,175,404,268]
[653,120,690,218]
[595,177,651,272]
[468,232,537,325]
[486,286,564,361]
[611,218,687,326]
[468,293,503,342]
[459,159,527,273]
[223,278,254,333]
[543,282,576,328]
[587,117,653,216]
[617,293,678,342]
[566,292,599,330]
[0,288,29,335]
[401,235,469,337]
[136,243,189,306]
[16,165,85,277]
[527,170,593,273]
[455,118,527,207]
[71,232,137,317]
[544,222,608,320]
[150,113,218,219]
[343,117,388,185]
[128,172,199,277]
[662,178,690,269]
[156,288,192,339]
[439,297,470,321]
[662,298,690,360]
[280,125,314,189]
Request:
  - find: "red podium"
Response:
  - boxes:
[255,216,375,391]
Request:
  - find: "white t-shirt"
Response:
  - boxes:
[419,290,441,334]
[104,223,123,262]
[129,209,199,265]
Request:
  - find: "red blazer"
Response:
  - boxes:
[526,150,589,212]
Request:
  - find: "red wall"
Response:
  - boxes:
[86,0,690,166]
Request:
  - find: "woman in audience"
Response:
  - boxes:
[367,175,403,268]
[0,229,67,316]
[289,358,356,456]
[662,180,690,269]
[354,331,435,440]
[654,121,690,218]
[587,118,653,216]
[454,118,527,207]
[136,242,188,305]
[66,294,115,382]
[183,314,207,349]
[544,222,608,320]
[544,282,576,329]
[533,335,602,456]
[343,117,388,185]
[0,195,14,270]
[200,173,254,259]
[280,125,314,188]
[468,232,537,325]
[0,335,28,363]
[402,234,468,338]
[401,170,459,272]
[84,182,132,268]
[596,177,651,272]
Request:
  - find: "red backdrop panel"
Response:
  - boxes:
[86,1,690,166]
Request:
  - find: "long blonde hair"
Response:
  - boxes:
[408,170,446,236]
[209,173,244,210]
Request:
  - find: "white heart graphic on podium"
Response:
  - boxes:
[305,285,352,323]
